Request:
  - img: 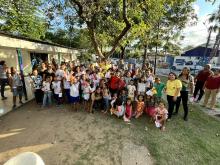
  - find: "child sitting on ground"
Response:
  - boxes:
[123,98,133,122]
[154,101,168,131]
[135,95,145,118]
[110,95,125,118]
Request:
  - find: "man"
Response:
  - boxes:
[0,61,8,100]
[193,64,213,103]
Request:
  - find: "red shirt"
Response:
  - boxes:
[109,76,120,89]
[196,70,212,82]
[205,76,220,90]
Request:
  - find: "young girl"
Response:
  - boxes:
[123,98,133,122]
[135,95,145,118]
[154,101,168,131]
[52,76,62,107]
[102,84,111,113]
[110,96,125,118]
[82,80,92,111]
[42,76,52,107]
[137,76,146,95]
[70,77,80,111]
[90,86,103,113]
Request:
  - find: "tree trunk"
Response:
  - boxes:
[120,46,126,59]
[87,21,105,59]
[142,44,148,69]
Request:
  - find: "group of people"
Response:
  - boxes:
[1,59,220,131]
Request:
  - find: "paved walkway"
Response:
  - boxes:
[0,77,34,117]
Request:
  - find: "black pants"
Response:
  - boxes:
[167,95,178,119]
[193,81,205,101]
[34,89,43,104]
[0,78,8,98]
[175,91,188,119]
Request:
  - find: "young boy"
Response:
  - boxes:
[127,80,136,101]
[154,77,165,105]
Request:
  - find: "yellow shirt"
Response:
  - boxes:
[166,79,182,96]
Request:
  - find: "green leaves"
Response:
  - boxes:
[0,0,47,39]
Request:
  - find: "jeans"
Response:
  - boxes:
[103,97,110,111]
[167,95,178,119]
[0,78,8,98]
[193,81,205,101]
[42,91,52,107]
[175,91,189,119]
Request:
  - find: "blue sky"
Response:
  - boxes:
[181,0,219,47]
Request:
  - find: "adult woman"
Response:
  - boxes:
[202,69,220,110]
[174,67,194,121]
[9,67,23,108]
[165,72,182,120]
[90,87,103,113]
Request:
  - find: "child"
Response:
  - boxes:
[137,76,146,95]
[90,86,103,113]
[82,80,92,111]
[70,77,80,111]
[110,95,125,118]
[42,76,52,107]
[154,101,168,131]
[123,98,133,122]
[102,84,111,113]
[52,76,62,107]
[127,80,136,101]
[135,95,145,118]
[119,89,127,105]
[154,77,165,105]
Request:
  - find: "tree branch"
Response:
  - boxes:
[106,0,131,58]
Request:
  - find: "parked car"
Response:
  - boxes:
[171,61,203,71]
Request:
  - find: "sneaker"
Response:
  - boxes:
[19,101,23,104]
[12,105,16,109]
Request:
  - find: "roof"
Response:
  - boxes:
[0,31,79,50]
[182,42,220,57]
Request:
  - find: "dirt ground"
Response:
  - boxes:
[0,101,153,165]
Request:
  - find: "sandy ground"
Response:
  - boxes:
[0,101,153,165]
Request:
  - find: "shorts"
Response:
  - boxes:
[70,96,80,103]
[12,87,23,96]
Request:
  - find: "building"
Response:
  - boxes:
[0,31,80,75]
[182,43,220,65]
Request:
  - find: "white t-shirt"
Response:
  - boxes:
[42,81,51,92]
[52,81,62,94]
[55,69,65,80]
[83,86,92,100]
[127,85,136,98]
[137,82,146,92]
[146,75,154,88]
[70,82,79,97]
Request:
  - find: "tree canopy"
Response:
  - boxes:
[0,0,47,39]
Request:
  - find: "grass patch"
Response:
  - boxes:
[128,104,220,165]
